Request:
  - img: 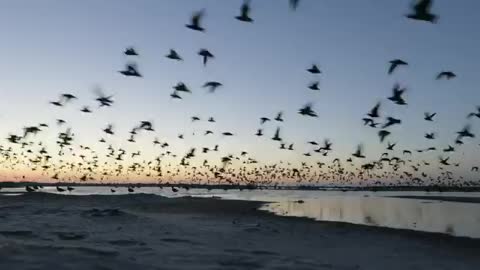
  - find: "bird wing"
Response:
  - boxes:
[414,0,432,13]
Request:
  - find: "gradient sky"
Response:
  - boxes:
[0,0,479,183]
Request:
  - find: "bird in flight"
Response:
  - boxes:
[378,130,391,143]
[367,102,381,118]
[388,59,408,75]
[289,0,300,10]
[388,83,407,105]
[166,49,182,61]
[124,47,138,56]
[424,112,436,121]
[186,10,205,32]
[436,71,456,80]
[236,1,253,23]
[382,117,401,128]
[119,63,142,77]
[308,81,320,91]
[274,112,284,122]
[203,81,223,93]
[352,144,366,158]
[173,82,191,93]
[406,0,438,23]
[198,49,214,66]
[272,127,282,141]
[307,64,321,74]
[298,103,318,117]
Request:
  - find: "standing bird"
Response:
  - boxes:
[236,1,253,22]
[406,0,438,23]
[186,10,205,32]
[198,49,214,66]
[388,59,408,75]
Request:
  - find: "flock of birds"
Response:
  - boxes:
[2,0,480,193]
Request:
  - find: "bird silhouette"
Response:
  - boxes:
[274,112,284,122]
[119,63,142,77]
[186,10,205,32]
[406,0,438,23]
[80,106,92,113]
[308,81,320,91]
[198,49,214,66]
[382,117,401,128]
[388,83,407,105]
[424,112,436,121]
[425,132,435,140]
[173,82,191,93]
[289,0,300,10]
[236,1,253,22]
[298,103,318,117]
[436,71,456,80]
[388,59,408,75]
[272,127,282,141]
[378,130,391,143]
[367,102,381,118]
[166,49,182,61]
[352,144,366,158]
[307,64,321,74]
[203,81,223,93]
[124,47,138,56]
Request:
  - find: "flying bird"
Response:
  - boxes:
[388,59,408,75]
[424,112,436,121]
[307,64,321,74]
[198,49,214,66]
[124,47,138,56]
[186,10,205,32]
[298,103,318,117]
[406,0,438,23]
[436,71,456,80]
[236,1,253,22]
[352,144,366,158]
[203,81,223,93]
[166,49,182,61]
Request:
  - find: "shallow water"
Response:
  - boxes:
[2,186,480,238]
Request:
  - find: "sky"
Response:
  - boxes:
[0,0,479,184]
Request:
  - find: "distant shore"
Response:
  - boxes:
[391,196,480,204]
[2,181,480,192]
[0,192,479,269]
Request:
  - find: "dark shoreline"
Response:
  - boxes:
[2,182,480,192]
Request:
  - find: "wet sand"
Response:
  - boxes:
[0,193,479,270]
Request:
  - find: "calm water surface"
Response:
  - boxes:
[2,186,480,238]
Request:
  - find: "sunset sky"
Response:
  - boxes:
[0,1,479,183]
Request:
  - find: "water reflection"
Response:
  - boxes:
[262,196,480,238]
